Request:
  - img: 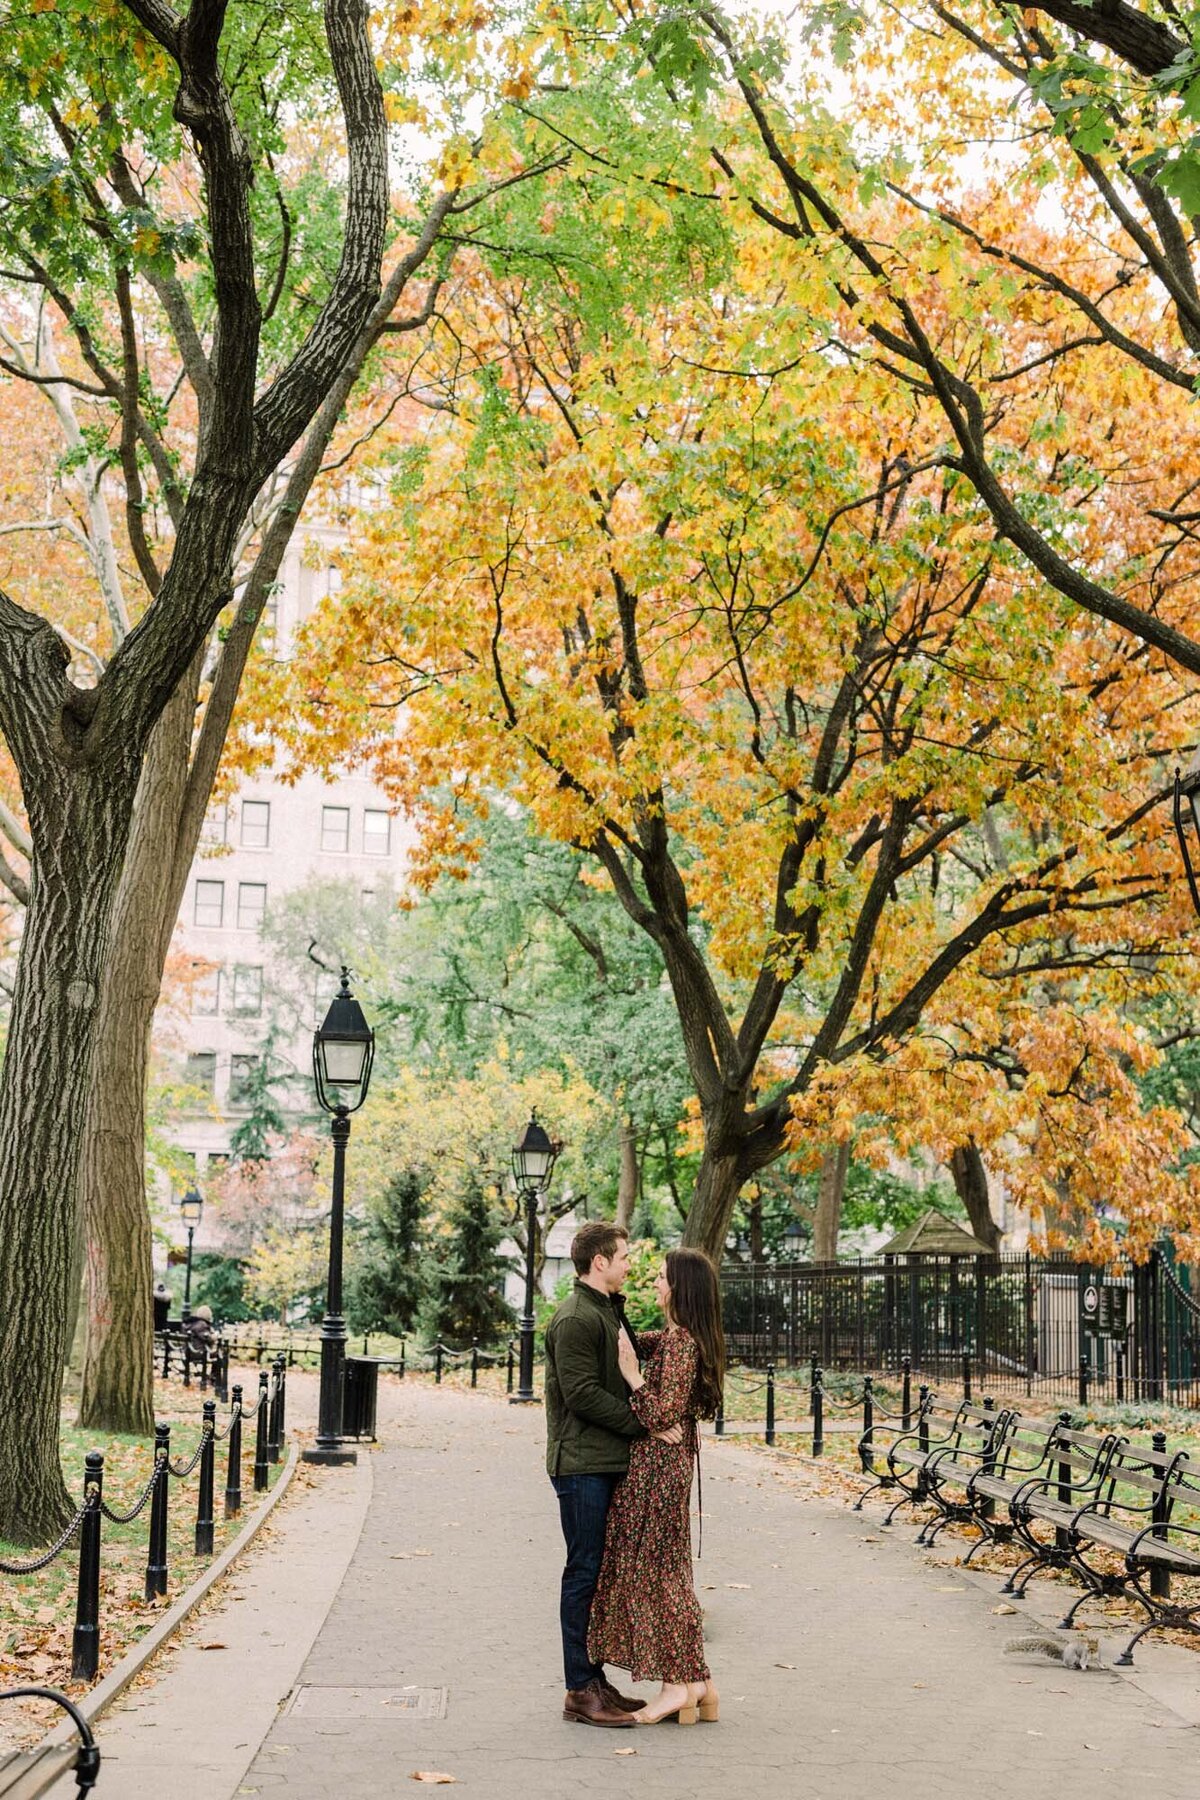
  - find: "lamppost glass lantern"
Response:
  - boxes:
[1174,764,1200,919]
[512,1113,559,1194]
[180,1187,203,1229]
[313,966,375,1114]
[304,967,374,1468]
[783,1219,804,1262]
[510,1113,561,1405]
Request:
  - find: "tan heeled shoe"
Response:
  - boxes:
[634,1688,699,1726]
[697,1681,719,1722]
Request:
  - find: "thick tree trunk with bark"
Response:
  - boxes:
[0,613,141,1539]
[813,1142,850,1262]
[950,1140,1002,1252]
[682,1144,745,1259]
[78,661,201,1433]
[615,1119,638,1232]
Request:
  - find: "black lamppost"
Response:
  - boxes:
[1174,765,1200,917]
[510,1113,560,1405]
[180,1186,203,1322]
[783,1218,805,1264]
[303,967,374,1467]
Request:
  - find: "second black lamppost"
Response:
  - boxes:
[510,1113,560,1405]
[303,967,375,1466]
[180,1186,203,1323]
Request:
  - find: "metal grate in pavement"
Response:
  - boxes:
[285,1686,448,1720]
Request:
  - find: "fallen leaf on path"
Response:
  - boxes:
[411,1774,457,1785]
[935,1586,966,1593]
[992,1604,1018,1616]
[391,1551,433,1560]
[725,1583,751,1590]
[199,1643,227,1651]
[614,1748,638,1757]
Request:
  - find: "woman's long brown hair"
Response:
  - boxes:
[665,1248,725,1417]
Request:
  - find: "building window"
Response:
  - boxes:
[194,880,225,928]
[321,805,350,853]
[363,808,391,856]
[185,1052,217,1096]
[231,964,263,1016]
[237,882,267,929]
[192,965,222,1016]
[206,1151,230,1177]
[200,804,228,848]
[229,1054,260,1108]
[240,800,271,849]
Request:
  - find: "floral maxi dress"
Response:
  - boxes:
[587,1327,710,1684]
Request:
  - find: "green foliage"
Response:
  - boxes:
[347,1168,429,1335]
[421,1170,514,1347]
[619,1238,666,1332]
[227,1025,293,1165]
[188,1251,252,1324]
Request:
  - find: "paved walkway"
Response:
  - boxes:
[66,1381,1200,1799]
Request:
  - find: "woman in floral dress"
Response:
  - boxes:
[587,1247,725,1725]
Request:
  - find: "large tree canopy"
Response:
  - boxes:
[252,100,1200,1259]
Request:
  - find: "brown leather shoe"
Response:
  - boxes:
[563,1678,637,1727]
[601,1679,646,1713]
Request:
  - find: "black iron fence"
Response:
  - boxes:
[0,1360,287,1681]
[721,1245,1200,1406]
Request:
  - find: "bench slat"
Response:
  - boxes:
[0,1744,80,1800]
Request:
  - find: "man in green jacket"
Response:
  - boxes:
[544,1220,680,1727]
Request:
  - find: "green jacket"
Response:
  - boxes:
[544,1281,644,1476]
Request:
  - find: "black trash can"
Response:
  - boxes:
[342,1357,380,1441]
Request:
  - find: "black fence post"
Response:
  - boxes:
[276,1356,287,1449]
[225,1386,243,1520]
[1116,1340,1127,1404]
[506,1341,514,1395]
[400,1338,406,1380]
[195,1400,216,1556]
[860,1376,874,1472]
[765,1363,776,1447]
[471,1340,479,1389]
[435,1343,444,1384]
[1151,1431,1171,1599]
[1079,1351,1090,1410]
[268,1356,284,1464]
[199,1343,209,1394]
[979,1396,998,1521]
[145,1425,170,1600]
[183,1337,192,1389]
[902,1356,912,1431]
[215,1341,229,1405]
[162,1333,172,1381]
[715,1389,724,1437]
[812,1368,824,1458]
[809,1353,818,1420]
[254,1370,270,1492]
[71,1450,104,1680]
[962,1351,972,1401]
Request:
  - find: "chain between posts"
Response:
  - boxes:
[3,1356,287,1684]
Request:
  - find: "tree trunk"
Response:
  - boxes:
[0,676,140,1540]
[615,1119,638,1232]
[77,661,202,1433]
[950,1140,1002,1253]
[813,1142,850,1262]
[681,1147,744,1260]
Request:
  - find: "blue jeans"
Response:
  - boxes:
[551,1473,620,1690]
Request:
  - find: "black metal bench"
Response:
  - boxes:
[0,1686,100,1796]
[950,1409,1076,1564]
[874,1394,994,1528]
[1011,1430,1200,1664]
